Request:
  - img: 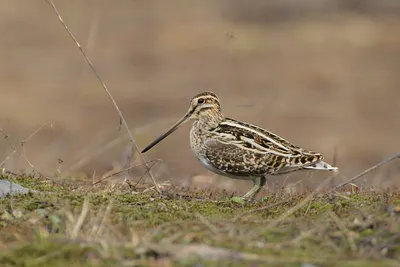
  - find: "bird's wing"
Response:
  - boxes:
[203,138,277,176]
[205,118,323,175]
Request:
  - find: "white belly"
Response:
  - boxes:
[191,146,254,181]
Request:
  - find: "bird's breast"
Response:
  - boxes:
[189,122,206,156]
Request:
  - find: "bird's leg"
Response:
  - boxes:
[242,177,260,200]
[242,176,266,201]
[252,176,266,200]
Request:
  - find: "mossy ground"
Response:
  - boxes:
[0,175,399,267]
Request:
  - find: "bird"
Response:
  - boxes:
[141,92,338,200]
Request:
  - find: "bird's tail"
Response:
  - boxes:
[303,160,338,172]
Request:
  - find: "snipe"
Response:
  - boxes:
[142,92,338,200]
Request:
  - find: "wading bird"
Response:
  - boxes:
[142,92,338,200]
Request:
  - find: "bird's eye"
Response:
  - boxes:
[197,98,205,104]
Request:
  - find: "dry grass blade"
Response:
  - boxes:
[71,198,90,239]
[0,150,16,168]
[20,124,48,145]
[330,151,400,192]
[282,226,322,247]
[195,212,219,234]
[266,174,335,229]
[44,0,160,193]
[92,159,161,185]
[93,200,114,239]
[134,160,161,189]
[0,126,47,177]
[69,135,126,172]
[0,128,15,169]
[327,211,357,252]
[29,250,64,266]
[233,198,290,222]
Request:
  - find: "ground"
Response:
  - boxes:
[1,1,400,190]
[0,175,399,266]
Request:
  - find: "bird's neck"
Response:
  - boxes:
[196,111,225,130]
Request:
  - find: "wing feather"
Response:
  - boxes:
[203,138,278,176]
[205,118,323,175]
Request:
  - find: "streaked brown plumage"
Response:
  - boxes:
[142,92,338,200]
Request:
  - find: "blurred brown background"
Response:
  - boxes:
[1,0,400,193]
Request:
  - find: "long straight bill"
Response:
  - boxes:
[141,113,190,153]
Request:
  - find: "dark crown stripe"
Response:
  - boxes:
[193,91,219,99]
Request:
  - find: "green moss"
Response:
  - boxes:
[0,239,114,267]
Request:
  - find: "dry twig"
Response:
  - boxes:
[92,159,162,185]
[44,0,160,193]
[265,174,335,229]
[0,126,48,177]
[330,151,400,192]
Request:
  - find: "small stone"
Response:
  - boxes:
[0,180,33,198]
[302,263,319,267]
